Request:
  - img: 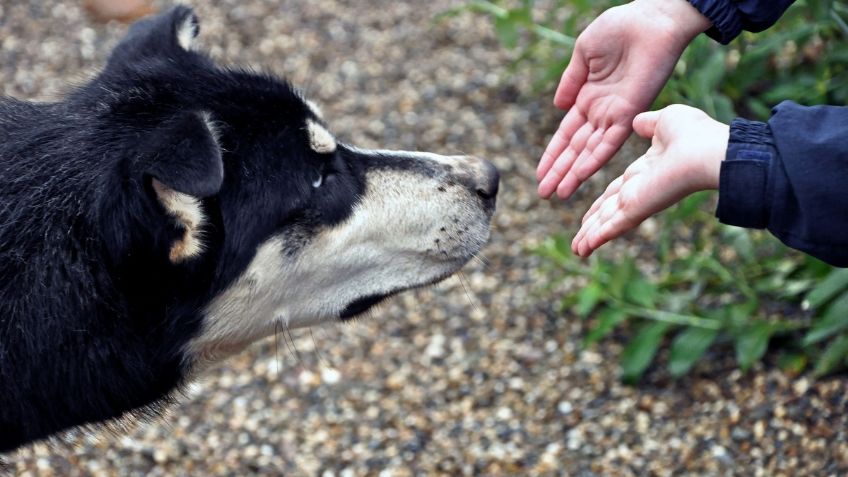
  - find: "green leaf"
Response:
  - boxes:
[494,16,519,48]
[576,282,604,318]
[531,24,576,46]
[672,192,711,220]
[467,0,508,18]
[814,334,848,377]
[619,305,722,330]
[624,279,657,308]
[668,327,719,377]
[803,293,848,345]
[725,227,756,263]
[507,7,532,26]
[777,352,808,375]
[804,268,848,310]
[583,308,627,347]
[552,235,572,260]
[607,258,635,299]
[621,322,672,384]
[735,321,772,371]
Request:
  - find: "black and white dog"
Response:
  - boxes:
[0,6,498,451]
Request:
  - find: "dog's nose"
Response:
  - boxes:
[475,160,500,200]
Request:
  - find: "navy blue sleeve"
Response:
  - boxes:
[716,101,848,267]
[687,0,796,44]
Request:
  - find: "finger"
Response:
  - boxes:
[573,211,600,255]
[596,191,621,223]
[571,124,632,182]
[583,176,624,223]
[577,192,619,256]
[573,200,602,250]
[577,214,603,257]
[553,46,588,110]
[537,110,585,182]
[633,110,662,138]
[587,211,637,252]
[555,128,603,199]
[555,124,630,200]
[538,121,594,199]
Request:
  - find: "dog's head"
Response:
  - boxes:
[92,6,498,365]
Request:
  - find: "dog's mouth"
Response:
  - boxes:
[337,264,467,321]
[339,293,392,320]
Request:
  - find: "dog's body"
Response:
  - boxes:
[0,7,497,451]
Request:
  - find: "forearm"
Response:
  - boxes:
[716,102,848,267]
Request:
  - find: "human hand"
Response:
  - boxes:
[537,0,711,200]
[571,105,729,257]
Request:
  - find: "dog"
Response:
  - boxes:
[0,6,498,451]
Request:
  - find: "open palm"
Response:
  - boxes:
[537,0,710,200]
[571,105,729,257]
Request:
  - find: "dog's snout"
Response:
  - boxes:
[475,160,500,200]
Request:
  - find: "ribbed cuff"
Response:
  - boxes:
[687,0,743,44]
[715,118,777,229]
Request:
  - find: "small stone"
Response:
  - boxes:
[321,367,342,385]
[732,427,752,441]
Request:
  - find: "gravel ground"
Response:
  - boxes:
[3,1,848,476]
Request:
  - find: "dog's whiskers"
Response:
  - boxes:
[274,319,282,375]
[476,251,492,266]
[309,327,327,367]
[456,271,480,313]
[284,321,304,365]
[471,253,489,270]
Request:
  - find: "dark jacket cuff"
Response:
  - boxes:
[687,0,742,44]
[715,118,776,229]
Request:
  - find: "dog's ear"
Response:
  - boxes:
[135,111,222,264]
[142,111,223,199]
[108,5,201,67]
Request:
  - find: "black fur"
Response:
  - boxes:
[0,5,498,452]
[0,6,368,451]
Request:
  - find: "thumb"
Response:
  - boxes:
[633,110,662,139]
[553,48,588,110]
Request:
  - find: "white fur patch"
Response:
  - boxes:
[305,99,324,120]
[186,238,286,366]
[188,149,494,368]
[176,15,198,51]
[306,120,337,154]
[152,179,205,263]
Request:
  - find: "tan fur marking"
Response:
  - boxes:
[152,179,205,263]
[306,120,337,154]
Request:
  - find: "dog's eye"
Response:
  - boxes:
[312,172,324,189]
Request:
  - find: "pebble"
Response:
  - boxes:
[2,1,847,476]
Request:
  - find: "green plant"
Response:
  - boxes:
[534,194,848,382]
[661,0,848,121]
[449,0,848,380]
[446,0,848,121]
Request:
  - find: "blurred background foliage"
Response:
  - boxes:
[443,0,848,382]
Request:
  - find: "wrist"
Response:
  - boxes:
[701,121,729,190]
[635,0,712,46]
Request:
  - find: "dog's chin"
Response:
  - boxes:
[337,256,475,321]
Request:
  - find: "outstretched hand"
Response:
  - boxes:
[537,0,711,200]
[571,105,729,257]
